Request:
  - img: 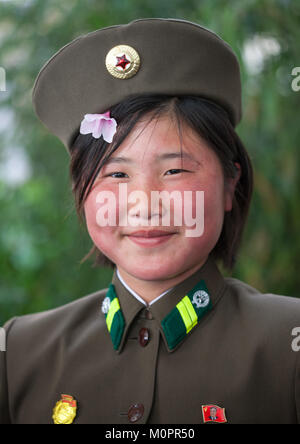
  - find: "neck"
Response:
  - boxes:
[116,258,208,304]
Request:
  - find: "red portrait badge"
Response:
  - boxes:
[202,404,227,423]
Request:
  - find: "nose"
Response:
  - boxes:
[127,176,165,226]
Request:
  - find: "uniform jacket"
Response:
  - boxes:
[1,256,300,424]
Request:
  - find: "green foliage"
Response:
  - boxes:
[0,0,299,324]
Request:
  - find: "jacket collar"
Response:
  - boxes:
[102,255,227,353]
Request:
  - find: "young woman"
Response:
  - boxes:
[1,18,299,425]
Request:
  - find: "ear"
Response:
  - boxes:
[224,162,241,212]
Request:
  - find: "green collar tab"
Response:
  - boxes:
[102,283,125,350]
[161,279,212,350]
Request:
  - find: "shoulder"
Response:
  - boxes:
[225,276,300,316]
[223,276,300,342]
[222,277,300,423]
[3,287,109,350]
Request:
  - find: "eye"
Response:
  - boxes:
[108,171,129,178]
[165,169,190,175]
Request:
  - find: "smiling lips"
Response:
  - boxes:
[127,230,177,238]
[125,230,177,246]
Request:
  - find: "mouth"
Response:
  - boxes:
[125,230,177,247]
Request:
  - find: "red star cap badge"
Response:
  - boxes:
[115,54,131,70]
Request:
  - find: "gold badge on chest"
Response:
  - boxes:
[52,394,77,424]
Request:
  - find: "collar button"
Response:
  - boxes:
[139,328,150,347]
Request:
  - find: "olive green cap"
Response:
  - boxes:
[32,18,242,152]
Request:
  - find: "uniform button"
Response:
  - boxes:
[139,328,150,347]
[128,403,144,423]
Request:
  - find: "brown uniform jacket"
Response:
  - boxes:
[1,257,300,424]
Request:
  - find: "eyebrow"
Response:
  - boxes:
[103,152,200,165]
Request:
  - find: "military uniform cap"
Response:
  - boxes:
[32,18,242,152]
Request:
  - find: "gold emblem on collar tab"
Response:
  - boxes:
[52,394,77,424]
[105,44,140,79]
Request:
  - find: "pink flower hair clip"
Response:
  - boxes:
[79,111,117,143]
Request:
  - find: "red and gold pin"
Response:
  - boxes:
[52,394,77,424]
[202,404,227,423]
[105,44,140,80]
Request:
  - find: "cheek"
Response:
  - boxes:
[84,189,101,235]
[203,179,226,240]
[182,174,225,216]
[204,186,225,218]
[84,193,97,229]
[83,187,120,250]
[183,175,225,243]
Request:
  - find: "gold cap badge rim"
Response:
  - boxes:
[105,44,140,80]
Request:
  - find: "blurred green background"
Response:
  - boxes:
[0,0,299,325]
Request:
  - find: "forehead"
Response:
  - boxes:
[104,115,210,165]
[104,151,200,166]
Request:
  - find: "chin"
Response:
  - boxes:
[123,262,186,282]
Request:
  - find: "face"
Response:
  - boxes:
[84,115,238,283]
